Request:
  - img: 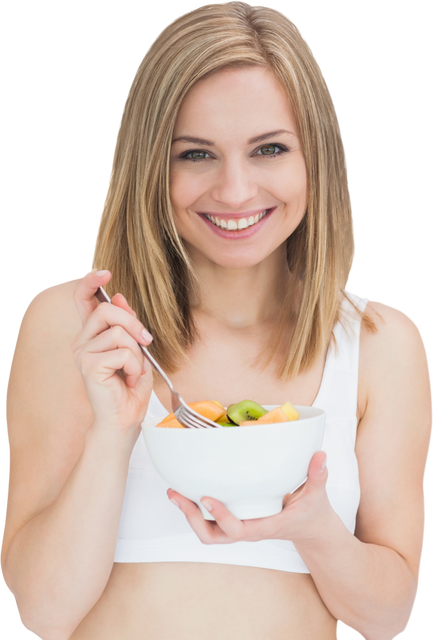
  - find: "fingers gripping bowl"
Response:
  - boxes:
[142,405,325,521]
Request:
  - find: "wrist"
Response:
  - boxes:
[85,420,141,458]
[292,504,347,554]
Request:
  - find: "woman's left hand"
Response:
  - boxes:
[166,451,333,544]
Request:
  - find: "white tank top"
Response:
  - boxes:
[114,291,368,573]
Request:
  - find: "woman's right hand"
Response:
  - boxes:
[71,270,154,438]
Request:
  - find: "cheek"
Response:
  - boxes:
[169,165,205,213]
[289,162,308,212]
[168,169,186,213]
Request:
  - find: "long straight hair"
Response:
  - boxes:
[93,1,375,379]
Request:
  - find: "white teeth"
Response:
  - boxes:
[205,209,270,230]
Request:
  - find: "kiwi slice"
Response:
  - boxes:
[226,400,268,425]
[217,421,238,427]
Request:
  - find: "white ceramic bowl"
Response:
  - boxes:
[142,405,325,521]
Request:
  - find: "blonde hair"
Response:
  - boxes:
[93,1,375,379]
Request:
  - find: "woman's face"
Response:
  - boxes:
[169,66,308,269]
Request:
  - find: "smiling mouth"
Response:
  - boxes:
[203,209,272,231]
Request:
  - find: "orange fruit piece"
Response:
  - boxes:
[156,417,185,428]
[157,400,226,428]
[238,409,286,426]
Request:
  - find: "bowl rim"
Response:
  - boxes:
[142,405,325,430]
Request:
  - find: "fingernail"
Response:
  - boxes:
[321,456,327,471]
[142,328,153,342]
[201,500,213,511]
[95,270,108,277]
[170,498,180,508]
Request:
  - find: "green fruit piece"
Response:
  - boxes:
[226,400,268,425]
[215,416,235,426]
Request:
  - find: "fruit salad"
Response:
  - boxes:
[155,399,300,428]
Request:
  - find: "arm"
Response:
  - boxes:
[293,302,431,639]
[293,512,417,640]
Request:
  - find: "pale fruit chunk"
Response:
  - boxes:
[281,401,300,421]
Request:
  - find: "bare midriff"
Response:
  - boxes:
[70,562,337,639]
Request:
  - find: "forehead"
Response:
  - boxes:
[176,67,294,133]
[183,67,288,104]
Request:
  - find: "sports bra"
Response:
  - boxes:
[114,291,368,573]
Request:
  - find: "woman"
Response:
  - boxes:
[2,2,431,639]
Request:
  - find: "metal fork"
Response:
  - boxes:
[94,286,222,429]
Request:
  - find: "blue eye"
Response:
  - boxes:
[179,143,288,163]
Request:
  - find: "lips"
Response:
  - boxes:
[198,207,275,220]
[204,209,270,230]
[197,207,277,240]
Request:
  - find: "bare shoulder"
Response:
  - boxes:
[24,278,83,334]
[357,301,430,421]
[360,298,431,376]
[366,298,423,334]
[32,275,83,304]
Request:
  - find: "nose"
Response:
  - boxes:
[210,158,259,211]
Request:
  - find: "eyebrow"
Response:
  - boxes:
[171,129,296,146]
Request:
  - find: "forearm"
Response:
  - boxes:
[294,510,417,639]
